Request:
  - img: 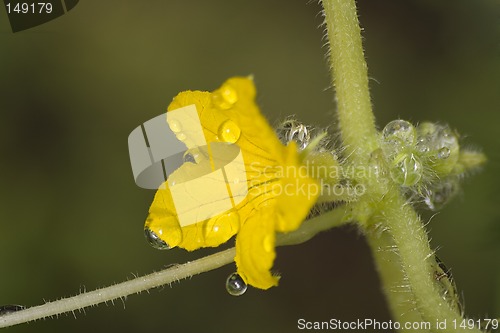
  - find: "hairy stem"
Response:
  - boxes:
[366,192,482,333]
[0,208,347,328]
[364,225,426,332]
[322,0,378,160]
[321,1,485,332]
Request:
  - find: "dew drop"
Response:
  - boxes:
[416,142,430,154]
[424,180,458,211]
[218,119,241,143]
[212,84,238,110]
[416,123,459,156]
[176,133,187,141]
[438,128,459,151]
[226,272,247,296]
[168,119,182,133]
[437,147,451,159]
[0,304,25,315]
[382,120,417,146]
[144,228,171,250]
[204,211,240,241]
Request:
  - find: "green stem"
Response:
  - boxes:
[364,225,426,332]
[321,1,485,332]
[322,0,378,160]
[0,208,347,329]
[277,206,348,246]
[366,192,482,333]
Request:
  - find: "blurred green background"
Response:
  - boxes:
[0,1,499,332]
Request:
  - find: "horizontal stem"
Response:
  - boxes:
[0,248,235,328]
[0,208,347,328]
[277,206,347,246]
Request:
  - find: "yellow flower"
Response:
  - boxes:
[145,77,319,289]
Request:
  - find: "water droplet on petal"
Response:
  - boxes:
[218,119,241,143]
[437,147,451,159]
[176,133,187,141]
[144,228,171,250]
[0,304,25,315]
[204,211,240,242]
[168,119,182,133]
[212,84,238,110]
[226,272,247,296]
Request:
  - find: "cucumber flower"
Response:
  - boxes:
[145,77,319,289]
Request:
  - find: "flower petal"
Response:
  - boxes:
[274,143,320,232]
[235,207,279,289]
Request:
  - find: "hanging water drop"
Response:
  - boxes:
[218,119,241,143]
[226,272,247,296]
[144,228,171,250]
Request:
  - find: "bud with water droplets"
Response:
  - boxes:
[381,120,423,187]
[226,272,247,296]
[416,122,459,177]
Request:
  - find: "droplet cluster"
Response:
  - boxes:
[211,83,243,144]
[381,120,422,186]
[380,120,460,210]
